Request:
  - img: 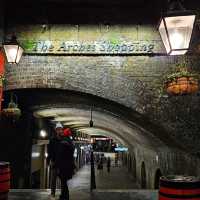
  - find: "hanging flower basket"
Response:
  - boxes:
[164,69,199,95]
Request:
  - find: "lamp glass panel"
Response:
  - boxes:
[159,19,171,53]
[16,46,23,63]
[165,15,195,51]
[3,45,19,63]
[170,50,187,55]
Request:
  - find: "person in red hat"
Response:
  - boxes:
[63,128,72,137]
[48,123,75,200]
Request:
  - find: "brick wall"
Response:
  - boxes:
[2,24,200,160]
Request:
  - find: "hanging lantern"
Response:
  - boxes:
[89,119,94,128]
[3,35,23,64]
[2,93,21,119]
[89,107,94,127]
[158,1,196,55]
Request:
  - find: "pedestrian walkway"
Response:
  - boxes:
[9,165,91,200]
[95,162,139,189]
[8,164,157,200]
[68,165,91,200]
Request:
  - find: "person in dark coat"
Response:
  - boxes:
[48,122,75,200]
[106,157,111,173]
[47,122,64,198]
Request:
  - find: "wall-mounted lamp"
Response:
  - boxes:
[40,130,47,138]
[158,0,196,55]
[3,35,24,64]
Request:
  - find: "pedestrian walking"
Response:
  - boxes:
[47,122,63,199]
[106,157,111,173]
[47,122,75,200]
[97,156,104,174]
[115,153,119,167]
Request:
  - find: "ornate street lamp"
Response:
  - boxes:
[3,35,23,64]
[158,0,196,55]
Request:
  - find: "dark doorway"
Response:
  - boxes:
[128,156,132,171]
[31,170,41,188]
[154,169,162,189]
[132,155,136,178]
[141,162,146,189]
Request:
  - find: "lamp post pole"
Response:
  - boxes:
[90,150,96,191]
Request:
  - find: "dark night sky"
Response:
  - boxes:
[4,0,200,24]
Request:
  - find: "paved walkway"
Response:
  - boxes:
[9,165,91,200]
[8,164,154,200]
[68,165,91,200]
[95,162,139,189]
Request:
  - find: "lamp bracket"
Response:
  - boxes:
[168,0,185,11]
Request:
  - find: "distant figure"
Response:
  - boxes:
[107,157,111,173]
[115,153,119,167]
[97,157,104,172]
[95,154,100,164]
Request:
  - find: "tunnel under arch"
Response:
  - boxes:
[2,88,184,151]
[1,88,199,190]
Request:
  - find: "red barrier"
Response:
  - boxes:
[0,162,10,200]
[159,175,200,200]
[0,51,5,111]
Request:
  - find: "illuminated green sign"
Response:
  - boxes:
[21,40,158,54]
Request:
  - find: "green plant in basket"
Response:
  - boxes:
[164,62,199,95]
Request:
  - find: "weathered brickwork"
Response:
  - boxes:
[1,0,200,189]
[5,54,200,152]
[124,145,200,189]
[3,24,200,153]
